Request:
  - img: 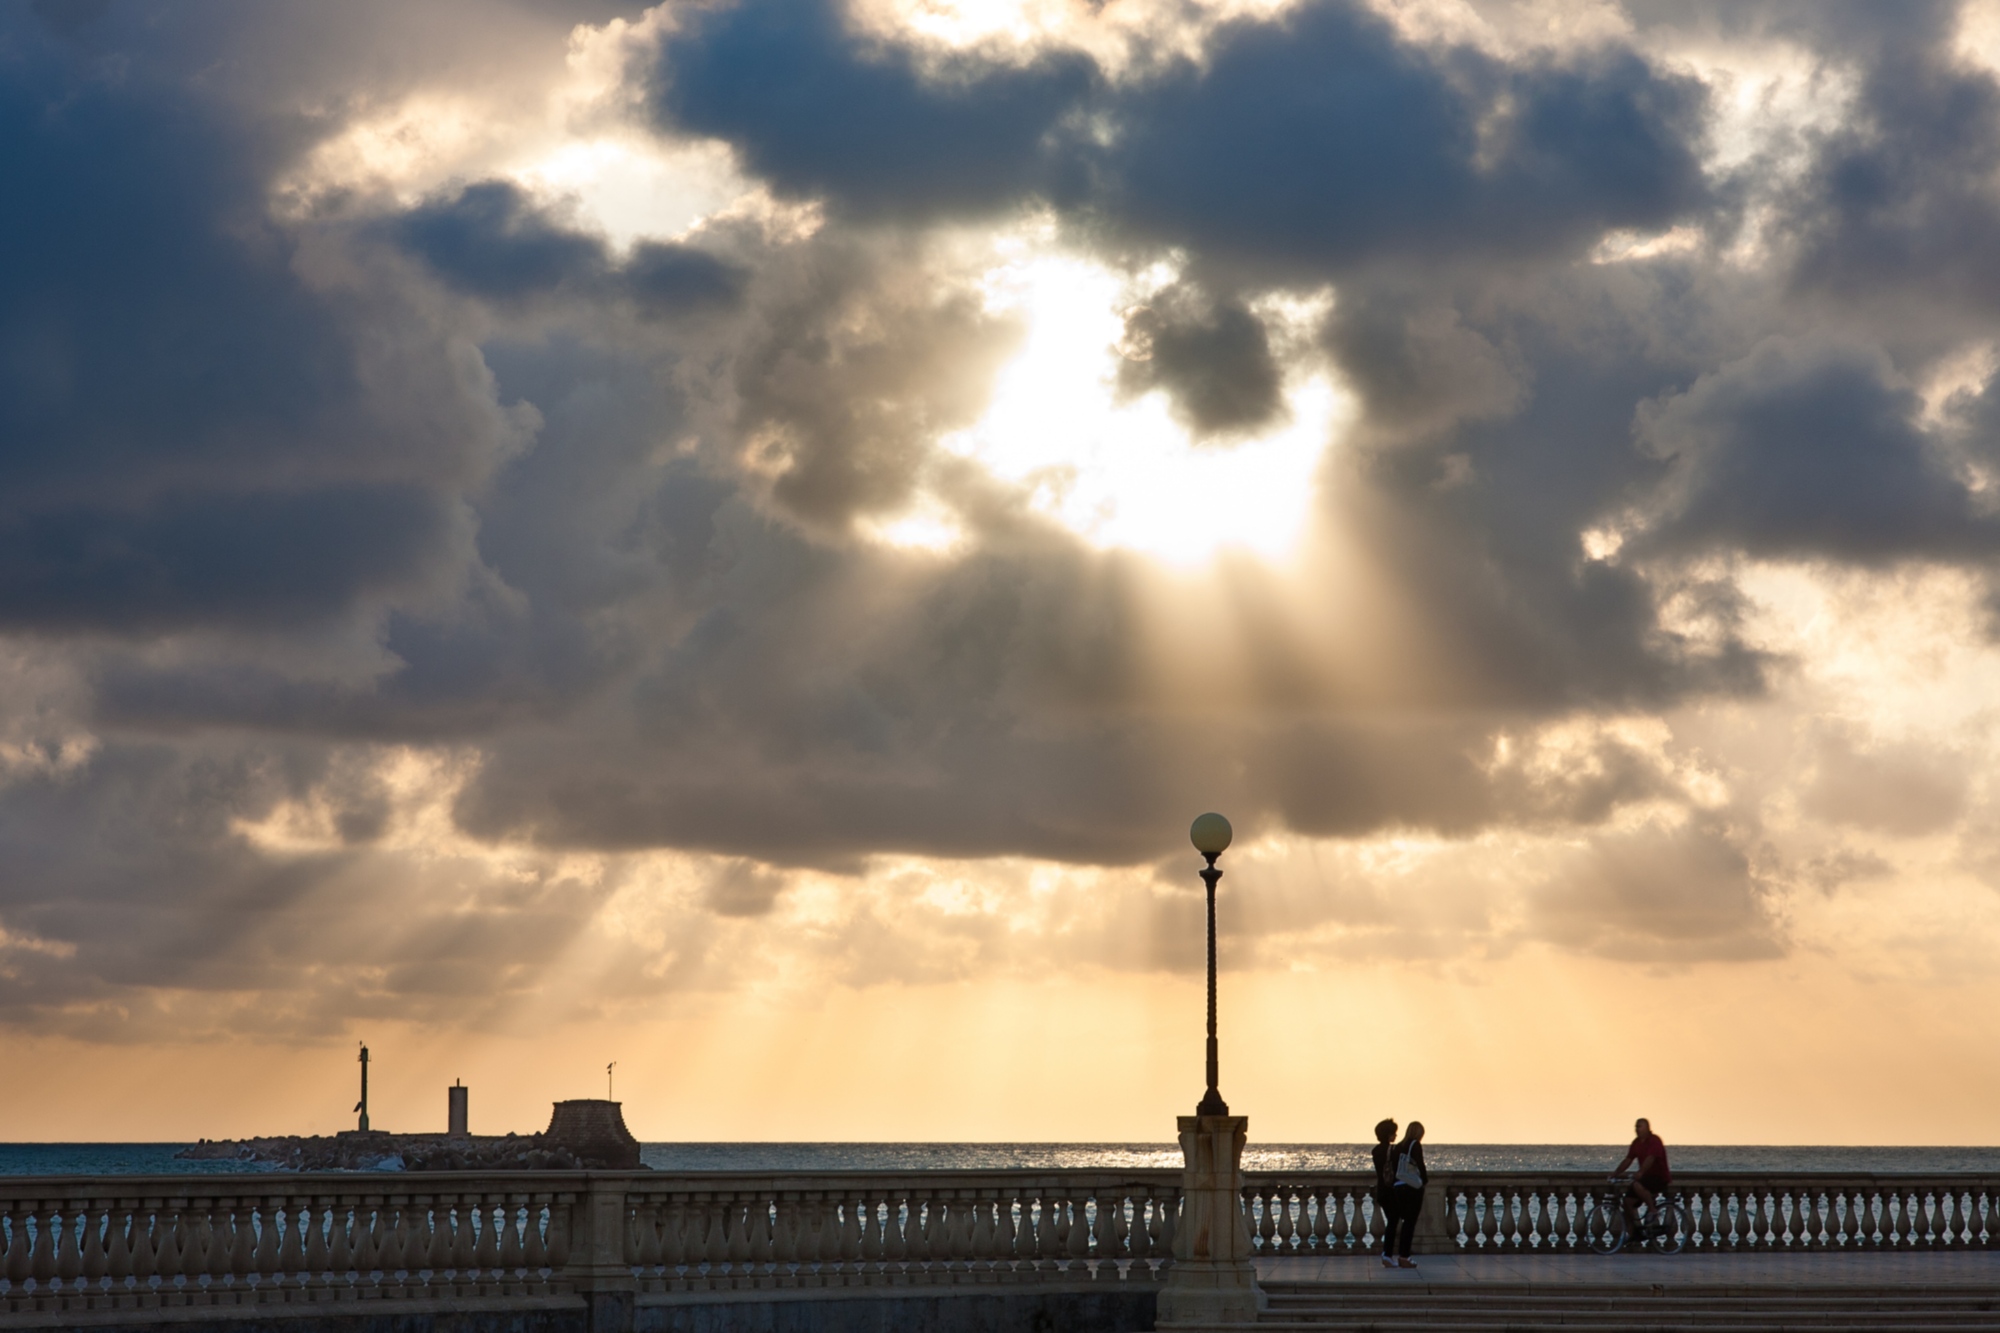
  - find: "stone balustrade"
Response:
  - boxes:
[0,1170,1182,1318]
[3,1170,1996,1320]
[623,1171,1181,1291]
[1244,1172,2000,1256]
[0,1176,580,1316]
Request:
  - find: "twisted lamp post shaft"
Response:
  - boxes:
[1198,853,1228,1116]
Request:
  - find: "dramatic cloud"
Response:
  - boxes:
[6,0,2000,1130]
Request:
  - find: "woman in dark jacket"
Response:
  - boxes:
[1385,1121,1428,1267]
[1370,1119,1398,1267]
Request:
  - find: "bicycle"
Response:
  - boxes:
[1584,1177,1687,1255]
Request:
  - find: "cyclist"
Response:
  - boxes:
[1611,1117,1672,1236]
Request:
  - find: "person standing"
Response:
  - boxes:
[1370,1119,1399,1267]
[1385,1121,1428,1268]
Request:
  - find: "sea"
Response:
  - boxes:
[0,1144,1996,1176]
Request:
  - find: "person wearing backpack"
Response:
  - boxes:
[1385,1121,1429,1268]
[1370,1118,1399,1267]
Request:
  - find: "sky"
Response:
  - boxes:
[4,0,2000,1147]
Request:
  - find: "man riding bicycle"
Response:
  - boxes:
[1611,1117,1672,1235]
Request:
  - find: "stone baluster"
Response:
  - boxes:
[327,1203,355,1286]
[718,1198,747,1275]
[1277,1186,1302,1256]
[300,1200,329,1288]
[181,1204,208,1289]
[1066,1195,1091,1267]
[165,1206,195,1288]
[632,1200,660,1276]
[30,1204,57,1286]
[104,1204,133,1290]
[423,1199,450,1276]
[1464,1187,1490,1251]
[851,1196,877,1268]
[544,1198,571,1276]
[833,1197,859,1273]
[446,1199,471,1282]
[259,1202,285,1287]
[76,1200,108,1290]
[49,1204,77,1289]
[381,1204,411,1286]
[681,1199,714,1280]
[951,1194,979,1276]
[4,1205,30,1286]
[129,1205,157,1292]
[172,1205,201,1289]
[1836,1187,1861,1248]
[768,1194,797,1278]
[663,1199,692,1280]
[806,1195,835,1278]
[955,1195,985,1277]
[201,1204,232,1288]
[1035,1196,1062,1273]
[494,1201,522,1278]
[221,1203,251,1285]
[999,1192,1024,1276]
[1084,1191,1112,1279]
[471,1198,501,1279]
[520,1201,548,1277]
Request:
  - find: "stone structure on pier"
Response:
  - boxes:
[543,1099,641,1170]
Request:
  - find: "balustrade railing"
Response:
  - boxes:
[5,1169,1996,1316]
[1243,1172,2000,1256]
[624,1171,1180,1291]
[0,1178,577,1315]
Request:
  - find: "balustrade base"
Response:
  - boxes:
[1154,1259,1263,1326]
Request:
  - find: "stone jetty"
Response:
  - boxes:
[175,1098,643,1171]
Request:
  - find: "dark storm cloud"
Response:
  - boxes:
[0,40,506,633]
[0,487,455,631]
[393,180,746,314]
[1770,4,2000,316]
[649,0,1098,220]
[646,0,1711,268]
[1634,339,2000,563]
[1117,287,1284,437]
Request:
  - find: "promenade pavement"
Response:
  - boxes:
[1258,1250,2000,1287]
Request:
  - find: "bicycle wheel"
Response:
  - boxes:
[1643,1200,1688,1255]
[1584,1194,1626,1255]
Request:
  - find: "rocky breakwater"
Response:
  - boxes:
[176,1098,644,1171]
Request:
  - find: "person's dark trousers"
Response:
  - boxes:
[1386,1187,1423,1258]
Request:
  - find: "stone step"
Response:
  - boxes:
[1229,1285,2000,1329]
[1236,1323,2000,1332]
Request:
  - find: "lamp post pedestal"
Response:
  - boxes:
[1157,1114,1264,1326]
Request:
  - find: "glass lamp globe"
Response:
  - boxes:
[1189,812,1233,856]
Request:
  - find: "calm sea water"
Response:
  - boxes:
[1,1143,1996,1176]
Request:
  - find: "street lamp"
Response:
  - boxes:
[1189,812,1233,1117]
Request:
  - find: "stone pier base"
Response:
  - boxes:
[1155,1114,1265,1327]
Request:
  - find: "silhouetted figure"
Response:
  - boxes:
[1613,1117,1672,1232]
[1385,1121,1428,1267]
[1371,1118,1399,1267]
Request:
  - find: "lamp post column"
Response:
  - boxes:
[1198,852,1227,1117]
[1158,813,1263,1327]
